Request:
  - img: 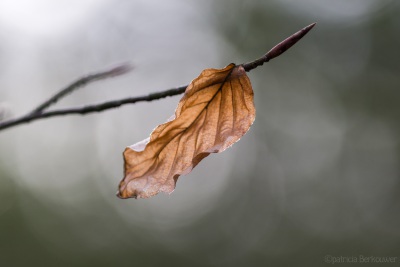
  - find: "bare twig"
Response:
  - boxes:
[0,85,186,130]
[30,64,132,115]
[0,23,316,132]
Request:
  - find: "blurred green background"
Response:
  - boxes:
[1,0,400,266]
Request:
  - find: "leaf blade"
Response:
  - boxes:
[118,63,255,199]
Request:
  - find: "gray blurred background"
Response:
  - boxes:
[1,0,399,266]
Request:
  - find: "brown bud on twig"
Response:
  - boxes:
[242,22,317,72]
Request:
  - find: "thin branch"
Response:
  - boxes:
[29,64,132,115]
[0,23,316,132]
[0,85,186,131]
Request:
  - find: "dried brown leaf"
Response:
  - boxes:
[117,63,255,199]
